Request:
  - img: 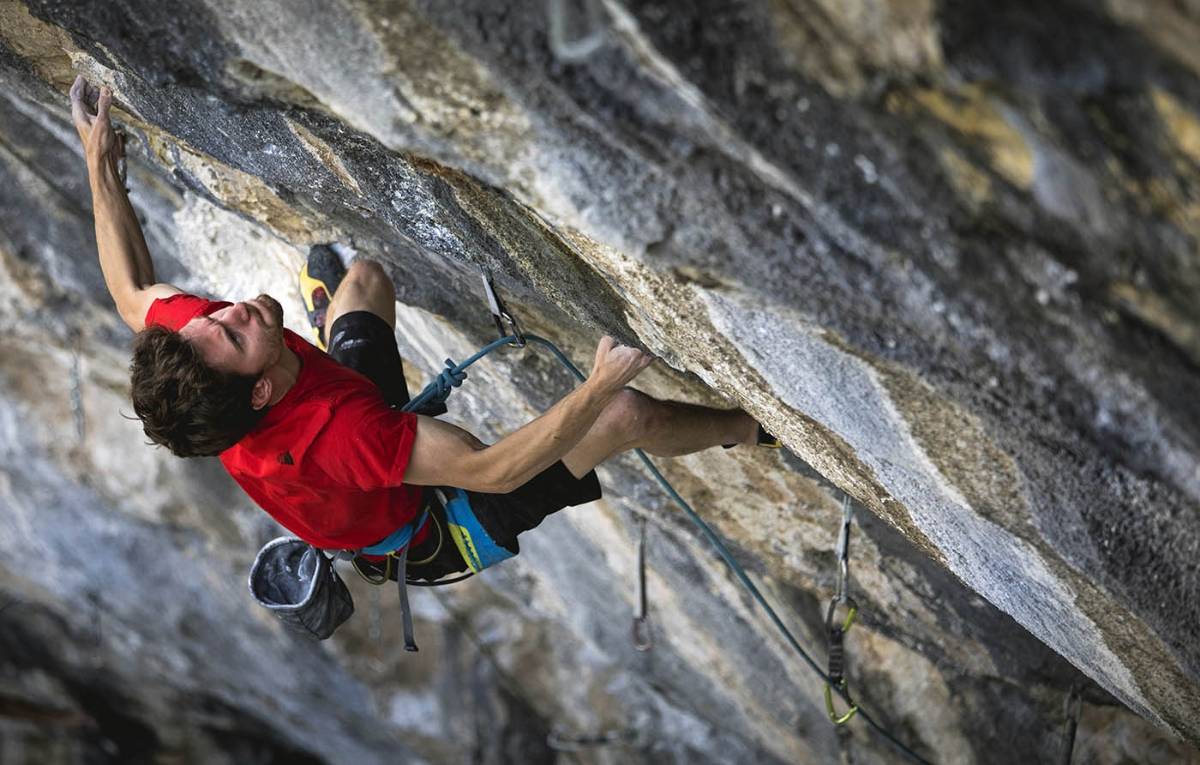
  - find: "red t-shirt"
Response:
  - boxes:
[145,294,428,549]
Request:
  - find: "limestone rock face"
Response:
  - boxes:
[2,1,1199,763]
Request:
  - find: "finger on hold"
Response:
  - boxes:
[97,87,113,118]
[69,77,88,125]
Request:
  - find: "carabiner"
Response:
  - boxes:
[833,494,854,602]
[351,553,394,586]
[824,595,858,725]
[480,268,526,347]
[825,596,858,635]
[114,128,128,189]
[825,683,859,725]
[546,0,606,62]
[632,616,653,652]
[1061,684,1083,761]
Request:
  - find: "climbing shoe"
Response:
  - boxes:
[724,423,782,449]
[299,244,346,351]
[756,424,783,448]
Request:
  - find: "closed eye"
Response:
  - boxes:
[206,316,242,351]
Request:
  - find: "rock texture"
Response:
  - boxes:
[2,0,1200,762]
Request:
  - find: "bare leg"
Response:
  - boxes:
[635,398,757,457]
[562,389,758,478]
[325,259,397,330]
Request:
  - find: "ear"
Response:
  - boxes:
[250,376,273,410]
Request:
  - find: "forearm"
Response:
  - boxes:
[87,157,156,320]
[406,336,651,492]
[464,380,616,492]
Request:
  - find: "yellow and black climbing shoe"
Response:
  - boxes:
[756,424,782,448]
[723,423,782,450]
[300,244,346,351]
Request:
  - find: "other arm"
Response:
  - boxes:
[403,336,653,493]
[71,76,178,331]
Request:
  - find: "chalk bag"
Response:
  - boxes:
[248,537,354,640]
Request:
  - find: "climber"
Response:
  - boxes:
[71,74,776,580]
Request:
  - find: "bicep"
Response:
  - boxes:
[402,416,504,492]
[121,283,182,331]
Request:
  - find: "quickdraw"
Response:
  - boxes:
[1060,684,1083,764]
[631,516,653,651]
[825,494,859,725]
[70,335,86,442]
[547,724,644,752]
[115,128,128,189]
[481,269,525,348]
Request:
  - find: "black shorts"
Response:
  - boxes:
[327,310,412,409]
[327,311,603,581]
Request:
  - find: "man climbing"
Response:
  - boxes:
[72,75,773,583]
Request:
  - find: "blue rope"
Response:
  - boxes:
[402,335,518,414]
[406,334,931,765]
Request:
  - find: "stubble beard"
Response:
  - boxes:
[253,294,286,368]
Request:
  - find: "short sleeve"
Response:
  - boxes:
[307,393,420,491]
[145,293,231,331]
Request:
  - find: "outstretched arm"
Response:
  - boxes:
[71,76,178,331]
[403,336,653,493]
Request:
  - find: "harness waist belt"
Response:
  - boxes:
[360,510,430,557]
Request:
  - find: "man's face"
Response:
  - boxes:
[179,295,285,377]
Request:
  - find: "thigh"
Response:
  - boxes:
[325,260,397,330]
[327,310,411,408]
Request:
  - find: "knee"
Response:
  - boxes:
[339,260,395,308]
[602,389,663,446]
[347,259,389,288]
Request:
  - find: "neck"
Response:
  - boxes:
[265,346,301,406]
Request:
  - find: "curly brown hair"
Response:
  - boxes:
[130,326,268,457]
